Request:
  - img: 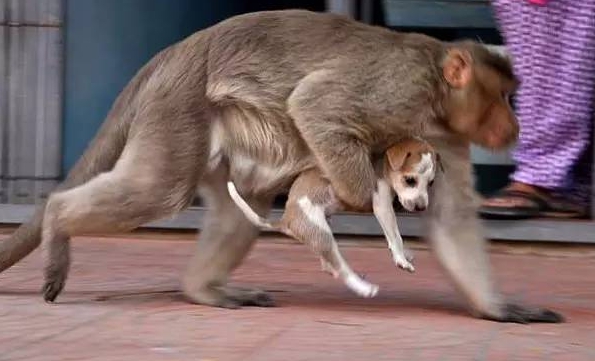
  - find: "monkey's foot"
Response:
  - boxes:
[42,267,67,303]
[484,303,565,324]
[183,287,243,309]
[223,285,276,307]
[183,285,275,309]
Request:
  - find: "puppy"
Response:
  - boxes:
[227,138,439,298]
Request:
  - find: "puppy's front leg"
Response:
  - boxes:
[372,180,415,272]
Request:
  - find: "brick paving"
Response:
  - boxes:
[0,232,594,361]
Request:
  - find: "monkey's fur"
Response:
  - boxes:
[0,10,561,323]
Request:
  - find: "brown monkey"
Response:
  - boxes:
[0,10,560,323]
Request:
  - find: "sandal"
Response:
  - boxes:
[479,188,586,220]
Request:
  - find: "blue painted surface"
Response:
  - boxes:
[383,0,496,28]
[62,0,243,173]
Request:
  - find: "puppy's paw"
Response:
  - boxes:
[404,249,414,263]
[345,273,379,298]
[394,256,415,273]
[320,258,339,278]
[365,283,380,298]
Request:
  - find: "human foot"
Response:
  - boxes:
[479,182,586,219]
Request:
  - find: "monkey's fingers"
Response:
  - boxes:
[42,279,64,303]
[485,303,565,324]
[42,264,69,303]
[224,286,277,308]
[232,292,276,308]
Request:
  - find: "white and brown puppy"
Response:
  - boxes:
[227,138,439,298]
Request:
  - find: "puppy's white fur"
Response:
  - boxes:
[227,138,438,298]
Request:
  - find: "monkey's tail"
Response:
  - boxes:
[0,121,128,273]
[0,48,170,273]
[226,182,279,231]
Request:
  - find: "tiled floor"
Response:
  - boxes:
[0,233,594,360]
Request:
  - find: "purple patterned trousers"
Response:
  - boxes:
[491,0,595,205]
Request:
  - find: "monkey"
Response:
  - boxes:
[0,10,562,323]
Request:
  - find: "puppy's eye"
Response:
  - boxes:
[404,176,417,187]
[429,180,435,187]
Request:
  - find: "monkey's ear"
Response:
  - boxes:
[386,147,410,171]
[443,49,473,88]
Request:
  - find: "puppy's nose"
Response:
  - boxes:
[414,204,426,212]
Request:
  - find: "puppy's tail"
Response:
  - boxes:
[227,182,278,231]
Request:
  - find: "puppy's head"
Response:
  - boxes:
[384,138,439,212]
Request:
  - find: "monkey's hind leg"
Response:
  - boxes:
[41,118,205,303]
[183,167,274,309]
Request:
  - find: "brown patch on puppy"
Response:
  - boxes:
[385,138,437,173]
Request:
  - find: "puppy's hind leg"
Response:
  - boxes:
[294,196,379,298]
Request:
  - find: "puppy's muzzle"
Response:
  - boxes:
[402,198,428,212]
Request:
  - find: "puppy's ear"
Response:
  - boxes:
[386,146,411,171]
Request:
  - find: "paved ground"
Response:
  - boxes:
[0,231,594,361]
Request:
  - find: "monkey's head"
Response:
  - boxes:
[440,42,519,150]
[384,138,439,212]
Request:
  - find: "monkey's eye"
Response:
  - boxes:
[404,176,417,187]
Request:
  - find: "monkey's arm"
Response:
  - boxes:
[288,70,377,210]
[424,138,563,323]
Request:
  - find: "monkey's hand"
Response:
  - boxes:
[289,70,377,210]
[483,303,564,324]
[304,131,376,211]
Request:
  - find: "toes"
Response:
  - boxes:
[182,287,243,309]
[505,303,565,323]
[240,291,276,307]
[42,279,64,303]
[395,258,415,273]
[484,303,565,324]
[401,262,415,273]
[216,298,242,309]
[43,269,67,303]
[356,283,379,298]
[367,284,379,298]
[345,273,379,298]
[226,288,276,308]
[535,309,565,323]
